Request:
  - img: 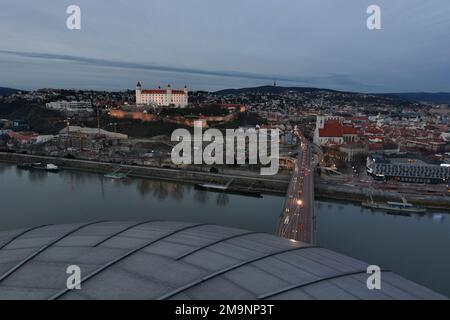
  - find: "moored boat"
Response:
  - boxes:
[194,182,262,198]
[362,195,426,213]
[104,172,127,179]
[31,163,60,172]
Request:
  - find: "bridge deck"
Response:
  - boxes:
[277,136,315,244]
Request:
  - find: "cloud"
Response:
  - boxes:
[1,1,450,91]
[0,50,316,85]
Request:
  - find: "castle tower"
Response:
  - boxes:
[136,81,142,104]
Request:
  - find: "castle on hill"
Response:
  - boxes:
[135,82,188,108]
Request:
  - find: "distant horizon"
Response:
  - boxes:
[2,82,450,95]
[0,49,449,94]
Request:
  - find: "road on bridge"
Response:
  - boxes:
[277,135,315,244]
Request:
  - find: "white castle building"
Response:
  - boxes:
[135,82,188,108]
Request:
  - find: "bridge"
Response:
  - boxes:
[277,134,316,244]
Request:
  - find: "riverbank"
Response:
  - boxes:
[316,181,450,211]
[1,152,449,210]
[0,152,290,195]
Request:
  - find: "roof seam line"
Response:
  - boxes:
[93,220,161,247]
[0,224,53,251]
[0,221,108,283]
[48,223,212,300]
[157,245,319,300]
[175,231,263,260]
[258,269,392,300]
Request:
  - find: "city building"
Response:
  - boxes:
[313,115,359,146]
[59,126,128,140]
[367,154,450,184]
[6,131,38,146]
[45,101,94,115]
[367,141,400,155]
[136,82,188,108]
[339,143,368,162]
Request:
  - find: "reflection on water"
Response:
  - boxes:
[9,165,219,205]
[0,163,283,235]
[216,193,230,207]
[0,163,449,296]
[316,199,450,297]
[194,189,209,204]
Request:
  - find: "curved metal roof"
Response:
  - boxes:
[0,221,444,300]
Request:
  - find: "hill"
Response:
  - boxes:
[214,85,450,105]
[0,87,21,97]
[214,85,344,96]
[378,92,450,104]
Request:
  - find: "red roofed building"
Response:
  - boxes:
[364,126,384,136]
[349,117,369,122]
[314,115,359,146]
[7,131,38,145]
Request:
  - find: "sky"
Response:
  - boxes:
[0,0,449,92]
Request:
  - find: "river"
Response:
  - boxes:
[0,162,449,297]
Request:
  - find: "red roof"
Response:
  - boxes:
[7,131,37,142]
[141,89,186,95]
[364,127,384,134]
[319,121,343,138]
[349,117,369,121]
[343,125,358,135]
[142,90,166,94]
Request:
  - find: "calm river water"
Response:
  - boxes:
[0,163,449,296]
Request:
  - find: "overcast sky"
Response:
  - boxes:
[1,0,449,92]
